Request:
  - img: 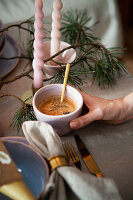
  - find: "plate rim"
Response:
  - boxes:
[0,33,21,79]
[1,138,49,199]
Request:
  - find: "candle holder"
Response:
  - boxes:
[21,84,40,105]
[43,41,76,78]
[21,88,33,105]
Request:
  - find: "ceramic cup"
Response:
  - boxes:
[43,41,76,78]
[33,84,83,136]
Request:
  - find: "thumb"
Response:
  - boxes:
[70,109,100,130]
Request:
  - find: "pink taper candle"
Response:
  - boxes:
[33,0,44,89]
[51,0,63,63]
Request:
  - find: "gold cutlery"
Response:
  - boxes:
[63,141,81,169]
[61,63,70,103]
[74,135,103,177]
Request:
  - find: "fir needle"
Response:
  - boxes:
[61,63,70,103]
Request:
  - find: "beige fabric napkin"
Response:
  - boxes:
[22,121,122,200]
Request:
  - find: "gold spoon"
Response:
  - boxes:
[61,63,70,103]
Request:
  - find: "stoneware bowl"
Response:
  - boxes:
[1,136,29,145]
[43,41,76,78]
[33,84,83,136]
[0,140,49,200]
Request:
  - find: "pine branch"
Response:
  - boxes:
[0,18,34,34]
[61,9,99,44]
[0,94,36,134]
[0,10,127,89]
[0,9,128,134]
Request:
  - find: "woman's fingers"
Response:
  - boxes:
[70,109,102,130]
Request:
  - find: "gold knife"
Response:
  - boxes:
[74,135,103,177]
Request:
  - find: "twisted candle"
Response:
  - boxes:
[33,0,44,89]
[51,0,63,63]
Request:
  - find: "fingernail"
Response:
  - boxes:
[70,121,78,129]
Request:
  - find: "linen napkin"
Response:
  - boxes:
[22,121,122,200]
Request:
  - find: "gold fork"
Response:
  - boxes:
[63,141,81,169]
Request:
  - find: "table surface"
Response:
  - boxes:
[0,28,133,200]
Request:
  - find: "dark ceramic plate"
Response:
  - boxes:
[0,138,49,199]
[0,34,21,79]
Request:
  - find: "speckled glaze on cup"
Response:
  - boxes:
[33,84,83,136]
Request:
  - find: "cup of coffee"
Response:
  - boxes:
[33,84,83,136]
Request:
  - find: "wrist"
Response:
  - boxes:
[113,97,125,122]
[122,92,133,121]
